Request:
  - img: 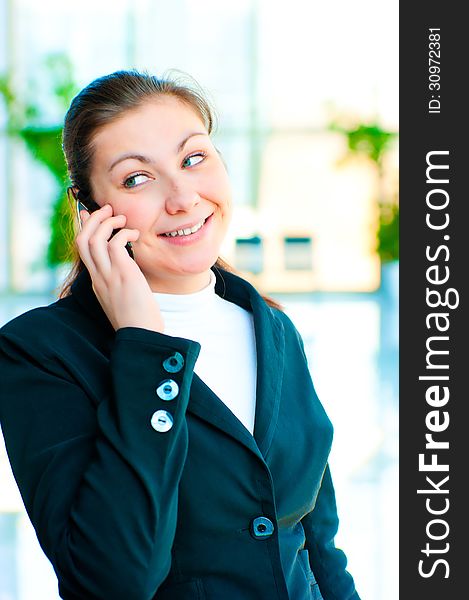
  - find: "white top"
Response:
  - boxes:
[153,270,257,434]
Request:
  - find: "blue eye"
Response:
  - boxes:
[182,152,206,168]
[123,173,150,189]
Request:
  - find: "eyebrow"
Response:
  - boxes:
[108,132,208,172]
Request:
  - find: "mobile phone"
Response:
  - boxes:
[76,191,134,260]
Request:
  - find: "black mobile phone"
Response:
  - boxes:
[76,192,134,260]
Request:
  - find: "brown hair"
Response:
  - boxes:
[58,69,283,311]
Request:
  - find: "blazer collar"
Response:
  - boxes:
[70,265,286,462]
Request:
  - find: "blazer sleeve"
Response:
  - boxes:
[0,324,201,600]
[301,465,361,600]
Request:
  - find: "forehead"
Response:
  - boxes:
[92,96,206,157]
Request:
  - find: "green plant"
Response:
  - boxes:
[377,194,399,263]
[329,120,399,262]
[0,53,78,267]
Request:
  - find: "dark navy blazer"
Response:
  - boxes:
[0,266,360,600]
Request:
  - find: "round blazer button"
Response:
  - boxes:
[163,352,184,373]
[156,379,179,401]
[150,410,174,432]
[250,516,275,539]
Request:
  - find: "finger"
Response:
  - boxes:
[78,210,90,232]
[84,216,128,276]
[76,211,125,275]
[107,228,140,266]
[76,212,124,260]
[78,204,113,236]
[79,209,90,223]
[76,204,112,249]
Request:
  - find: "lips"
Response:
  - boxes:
[159,214,213,237]
[157,212,214,246]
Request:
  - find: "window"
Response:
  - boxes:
[284,236,312,270]
[235,235,263,274]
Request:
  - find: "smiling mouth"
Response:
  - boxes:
[160,214,212,238]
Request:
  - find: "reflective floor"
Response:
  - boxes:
[0,270,398,600]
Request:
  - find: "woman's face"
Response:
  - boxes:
[88,96,233,293]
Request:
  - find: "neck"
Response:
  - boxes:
[147,269,212,294]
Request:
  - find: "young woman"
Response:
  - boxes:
[0,70,360,600]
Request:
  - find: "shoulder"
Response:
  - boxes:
[269,304,296,330]
[218,267,306,345]
[271,306,308,354]
[0,295,94,360]
[1,297,61,337]
[264,299,302,337]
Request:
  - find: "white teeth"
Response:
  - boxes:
[163,218,206,237]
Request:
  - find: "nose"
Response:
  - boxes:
[164,179,200,214]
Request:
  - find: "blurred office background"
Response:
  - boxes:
[0,0,398,598]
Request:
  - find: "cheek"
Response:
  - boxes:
[208,171,232,209]
[114,202,159,230]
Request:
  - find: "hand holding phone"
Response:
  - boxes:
[74,194,164,334]
[76,192,134,259]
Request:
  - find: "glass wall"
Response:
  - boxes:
[0,0,398,294]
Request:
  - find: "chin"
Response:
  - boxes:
[176,254,219,275]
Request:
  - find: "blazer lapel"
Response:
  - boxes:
[250,286,285,458]
[186,268,286,462]
[189,375,265,461]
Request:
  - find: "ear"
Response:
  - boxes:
[67,186,79,201]
[67,186,100,212]
[68,186,91,205]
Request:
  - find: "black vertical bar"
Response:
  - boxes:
[400,2,467,597]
